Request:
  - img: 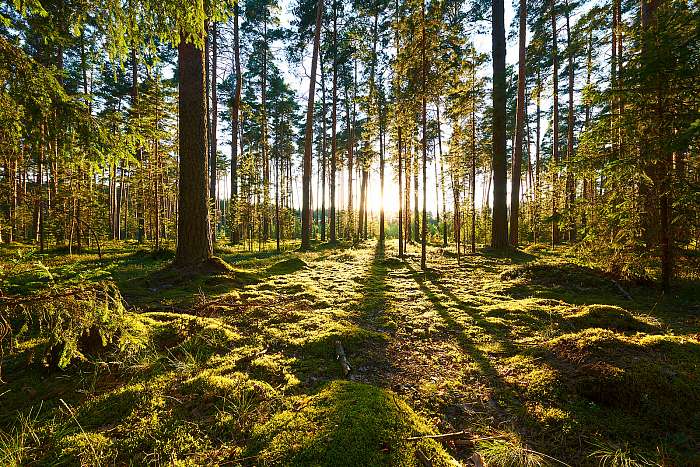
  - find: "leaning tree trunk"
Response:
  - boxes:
[175,30,213,267]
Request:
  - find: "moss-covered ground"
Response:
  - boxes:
[1,239,698,466]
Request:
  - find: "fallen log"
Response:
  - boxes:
[335,340,351,377]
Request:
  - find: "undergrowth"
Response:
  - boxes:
[0,240,698,465]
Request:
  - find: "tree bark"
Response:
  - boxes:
[230,5,241,244]
[420,0,428,269]
[491,0,508,248]
[175,30,213,267]
[551,0,561,245]
[509,0,526,247]
[210,22,218,246]
[329,0,338,243]
[565,1,575,242]
[301,0,324,250]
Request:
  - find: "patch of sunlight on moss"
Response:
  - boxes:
[246,381,460,466]
[58,432,115,465]
[502,356,562,399]
[526,403,573,429]
[477,341,507,355]
[77,383,144,429]
[564,304,656,333]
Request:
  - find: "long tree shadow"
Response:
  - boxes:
[342,241,394,385]
[403,260,564,450]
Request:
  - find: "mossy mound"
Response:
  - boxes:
[502,263,612,290]
[548,329,700,425]
[267,258,309,276]
[246,381,459,466]
[564,305,656,333]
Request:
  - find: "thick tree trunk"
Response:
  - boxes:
[175,30,213,267]
[491,0,508,249]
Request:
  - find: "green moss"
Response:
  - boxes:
[3,240,699,466]
[267,257,309,275]
[247,381,459,466]
[564,305,656,333]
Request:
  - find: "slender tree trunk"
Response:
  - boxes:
[175,28,213,267]
[471,82,477,254]
[535,69,541,242]
[491,0,508,248]
[437,103,447,247]
[413,147,419,244]
[420,0,428,269]
[231,5,241,244]
[565,1,575,242]
[276,143,281,252]
[346,86,354,241]
[321,53,327,242]
[210,22,218,246]
[509,0,527,246]
[329,1,338,244]
[261,17,270,241]
[398,127,404,257]
[551,0,561,245]
[301,0,324,250]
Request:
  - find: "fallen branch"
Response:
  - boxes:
[335,340,351,377]
[406,430,468,441]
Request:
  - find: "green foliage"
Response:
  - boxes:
[3,281,148,369]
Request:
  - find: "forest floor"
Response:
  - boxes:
[1,240,699,466]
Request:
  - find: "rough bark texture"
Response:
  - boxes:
[175,32,213,267]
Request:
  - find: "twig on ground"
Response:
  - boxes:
[335,340,351,376]
[405,430,468,441]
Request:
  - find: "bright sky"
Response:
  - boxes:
[215,0,519,218]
